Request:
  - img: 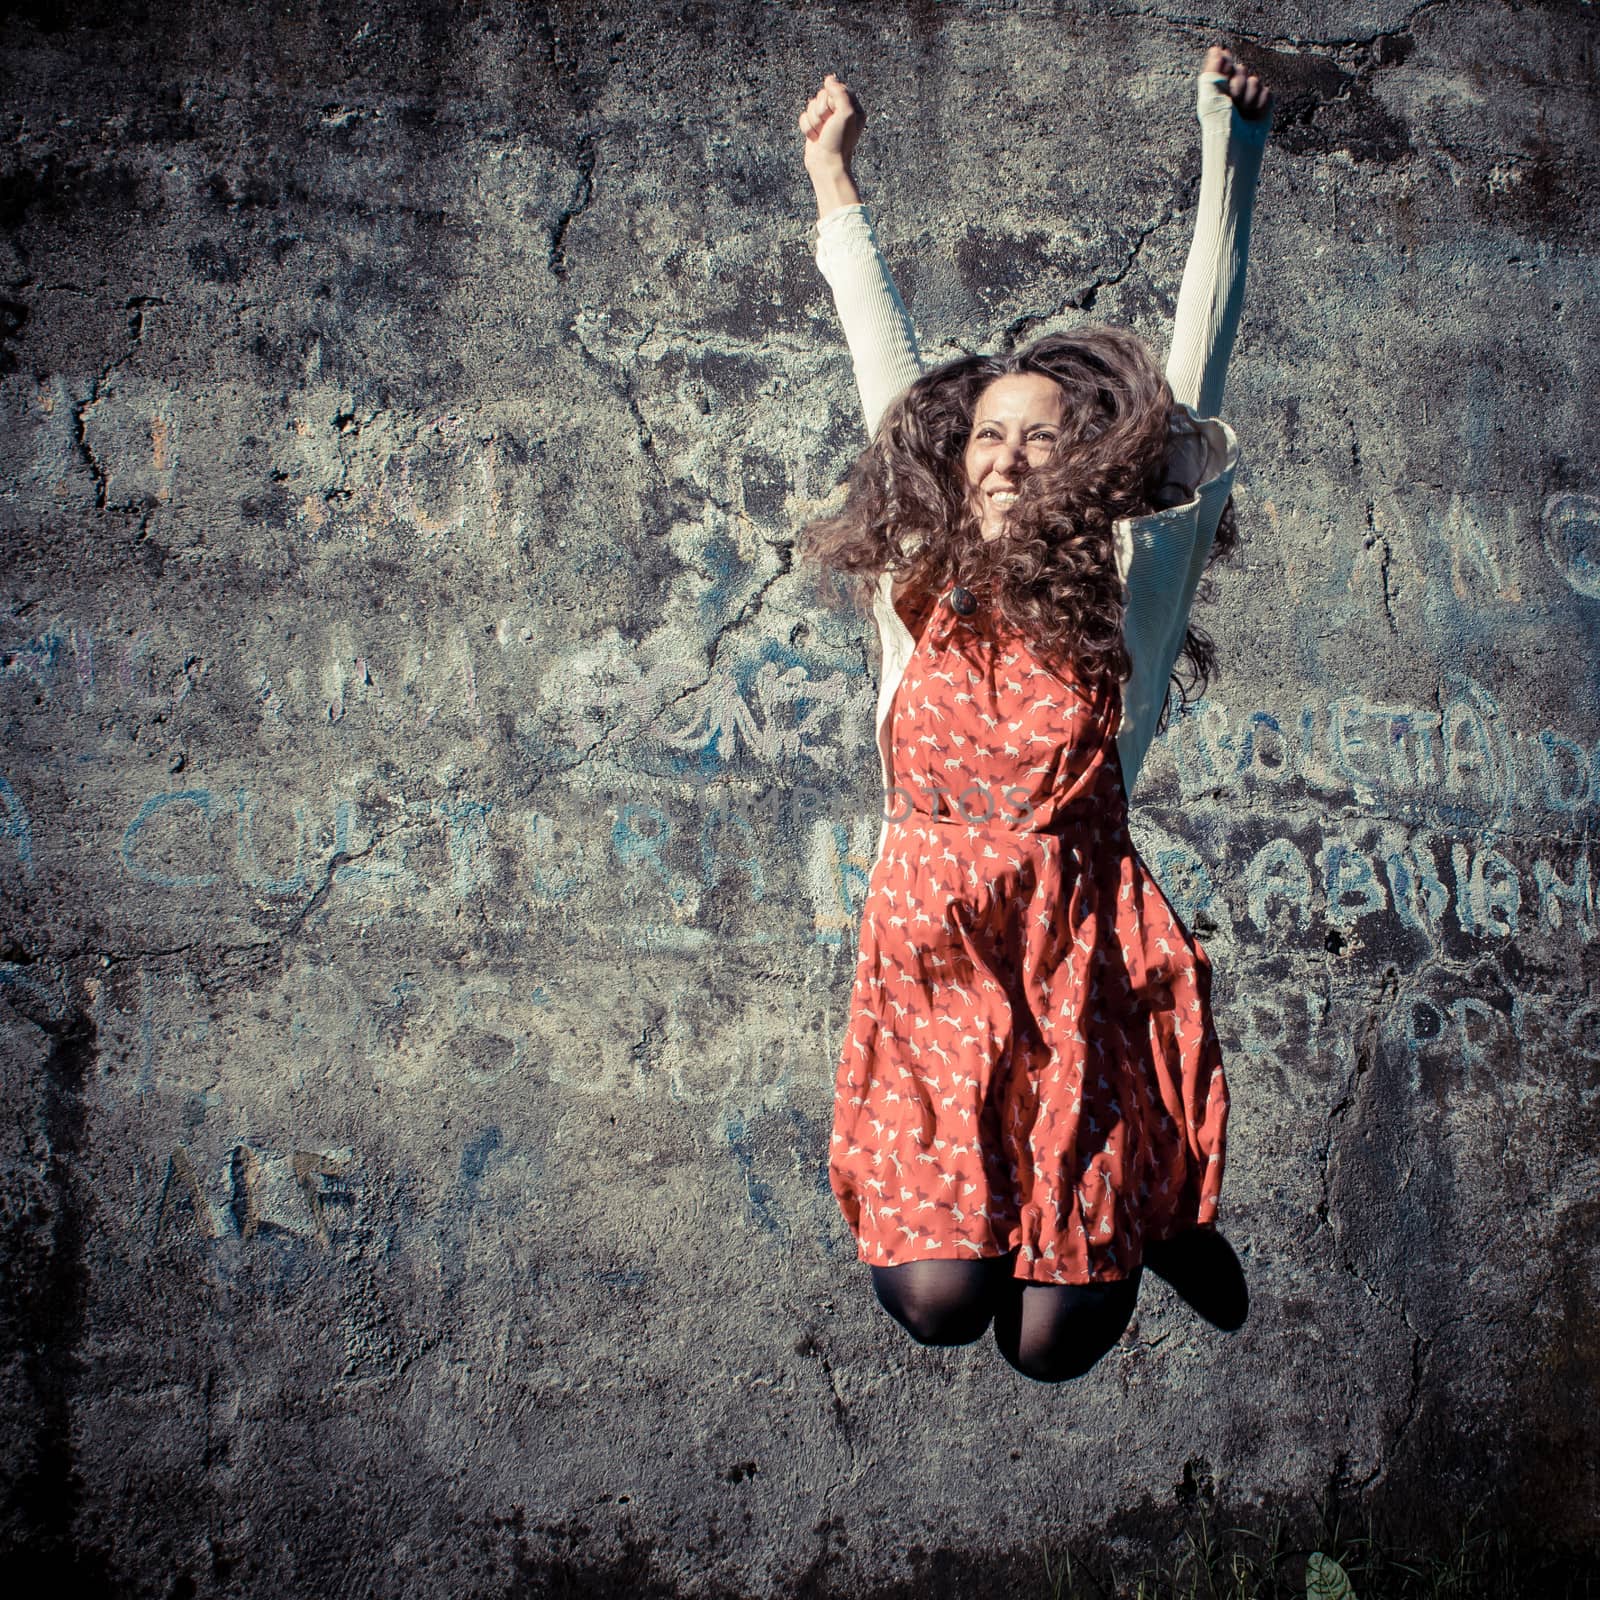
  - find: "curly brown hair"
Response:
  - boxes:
[798,325,1238,731]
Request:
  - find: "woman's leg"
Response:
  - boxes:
[992,1269,1143,1382]
[870,1254,1016,1346]
[1141,1226,1248,1330]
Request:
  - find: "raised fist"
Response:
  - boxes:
[798,73,866,171]
[1203,45,1272,122]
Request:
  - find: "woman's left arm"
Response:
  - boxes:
[1163,48,1274,423]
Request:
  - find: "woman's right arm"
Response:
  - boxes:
[800,75,925,438]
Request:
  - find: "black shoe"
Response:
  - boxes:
[1142,1226,1248,1331]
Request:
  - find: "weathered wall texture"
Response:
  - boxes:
[2,0,1598,1592]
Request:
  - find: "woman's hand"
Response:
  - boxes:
[799,73,865,172]
[800,73,866,219]
[1203,45,1272,122]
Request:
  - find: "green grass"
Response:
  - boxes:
[1034,1498,1597,1600]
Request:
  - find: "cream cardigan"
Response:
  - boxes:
[813,72,1272,866]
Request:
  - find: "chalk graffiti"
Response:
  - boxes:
[806,818,878,948]
[533,633,875,773]
[0,613,483,735]
[153,1141,355,1249]
[1166,674,1543,829]
[1542,492,1600,600]
[0,772,34,881]
[1210,973,1598,1102]
[4,580,1597,848]
[87,948,835,1113]
[1186,823,1591,950]
[295,411,509,546]
[64,944,1598,1143]
[114,783,474,900]
[0,748,1591,960]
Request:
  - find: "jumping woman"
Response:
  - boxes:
[796,46,1273,1382]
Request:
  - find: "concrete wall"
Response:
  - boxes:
[2,0,1598,1592]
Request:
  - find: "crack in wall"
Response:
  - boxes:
[548,121,596,280]
[1046,0,1440,169]
[71,375,112,513]
[642,538,796,732]
[1365,500,1400,637]
[1000,181,1198,352]
[557,318,805,769]
[1356,1323,1429,1496]
[570,319,670,494]
[82,824,413,972]
[1077,0,1445,58]
[67,293,166,513]
[1253,0,1448,57]
[99,940,278,969]
[528,526,798,789]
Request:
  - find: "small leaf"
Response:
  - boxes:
[1306,1551,1356,1600]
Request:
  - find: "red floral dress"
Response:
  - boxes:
[830,583,1229,1285]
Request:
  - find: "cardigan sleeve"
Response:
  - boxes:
[1163,73,1272,421]
[812,203,926,438]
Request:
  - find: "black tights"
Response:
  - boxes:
[870,1253,1142,1383]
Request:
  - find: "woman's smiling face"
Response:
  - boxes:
[962,372,1068,541]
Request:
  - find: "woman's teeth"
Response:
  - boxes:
[991,492,1018,508]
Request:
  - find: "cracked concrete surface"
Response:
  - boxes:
[2,0,1599,1594]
